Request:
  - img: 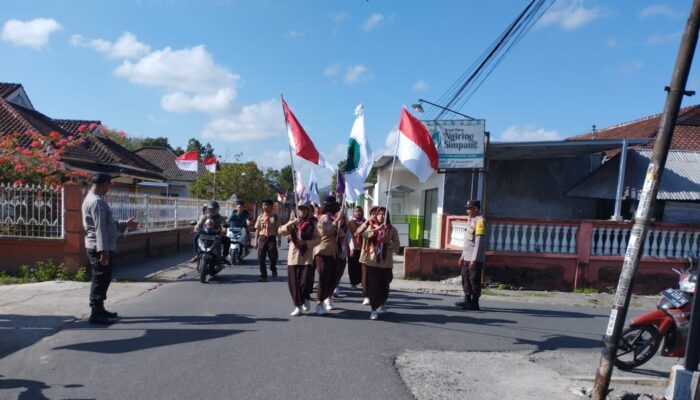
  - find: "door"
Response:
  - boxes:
[423,188,438,248]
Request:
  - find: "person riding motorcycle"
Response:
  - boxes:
[228,200,252,249]
[195,201,231,265]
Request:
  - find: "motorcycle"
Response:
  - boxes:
[192,221,230,283]
[614,257,697,370]
[227,226,250,264]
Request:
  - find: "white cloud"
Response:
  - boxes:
[323,63,341,76]
[385,129,399,148]
[499,125,560,142]
[330,12,351,23]
[639,5,681,20]
[202,99,285,142]
[343,64,370,84]
[254,149,291,170]
[70,32,151,59]
[537,1,607,31]
[362,13,385,31]
[647,31,681,45]
[161,88,235,113]
[1,18,62,49]
[287,30,303,38]
[614,60,644,75]
[412,80,428,91]
[604,37,618,47]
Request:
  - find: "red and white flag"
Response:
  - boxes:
[282,99,335,171]
[175,150,199,172]
[397,107,438,183]
[203,156,217,173]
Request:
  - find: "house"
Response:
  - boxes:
[134,147,206,197]
[0,82,164,187]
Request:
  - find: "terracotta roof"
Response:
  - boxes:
[567,104,700,150]
[134,147,205,182]
[0,83,22,99]
[0,98,163,181]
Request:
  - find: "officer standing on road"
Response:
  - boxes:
[82,173,138,324]
[456,200,486,311]
[255,199,281,281]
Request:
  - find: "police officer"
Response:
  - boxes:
[194,201,231,265]
[456,200,486,311]
[82,173,138,324]
[255,199,281,281]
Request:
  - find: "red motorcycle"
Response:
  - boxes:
[614,257,697,371]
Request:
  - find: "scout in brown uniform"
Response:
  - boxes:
[456,200,486,311]
[328,210,350,308]
[279,202,320,316]
[356,206,378,305]
[255,199,281,282]
[362,207,400,320]
[346,206,366,289]
[313,196,342,316]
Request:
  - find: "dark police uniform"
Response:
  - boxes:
[458,200,486,310]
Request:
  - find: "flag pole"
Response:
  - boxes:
[384,130,400,217]
[281,94,300,218]
[212,157,216,200]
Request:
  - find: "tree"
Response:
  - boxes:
[98,126,139,151]
[172,146,185,156]
[187,138,203,153]
[189,161,275,203]
[202,143,215,158]
[139,137,172,149]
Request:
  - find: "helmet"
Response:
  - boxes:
[207,201,220,210]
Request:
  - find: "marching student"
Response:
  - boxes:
[329,209,350,306]
[255,199,281,282]
[347,206,365,290]
[356,206,379,305]
[362,207,400,320]
[279,202,320,316]
[313,196,341,315]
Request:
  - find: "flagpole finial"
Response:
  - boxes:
[354,104,364,116]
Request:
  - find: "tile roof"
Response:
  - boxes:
[134,147,205,182]
[0,83,22,99]
[0,97,163,182]
[567,104,700,150]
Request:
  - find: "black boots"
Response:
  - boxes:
[89,302,117,324]
[455,295,480,311]
[455,295,471,309]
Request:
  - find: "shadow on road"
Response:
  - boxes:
[0,374,87,400]
[0,314,76,359]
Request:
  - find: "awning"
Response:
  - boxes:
[566,150,700,201]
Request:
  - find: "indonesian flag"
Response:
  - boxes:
[397,107,438,183]
[175,150,199,172]
[343,104,372,203]
[282,99,335,171]
[203,156,217,173]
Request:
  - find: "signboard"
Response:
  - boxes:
[424,119,485,170]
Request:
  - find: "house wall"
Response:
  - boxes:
[486,156,598,219]
[444,171,480,215]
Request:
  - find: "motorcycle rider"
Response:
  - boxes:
[194,201,231,265]
[189,204,209,263]
[228,200,252,249]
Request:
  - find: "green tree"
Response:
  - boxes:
[172,146,185,156]
[140,137,172,149]
[202,143,215,158]
[189,161,275,203]
[187,138,203,153]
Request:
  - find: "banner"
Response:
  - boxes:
[424,119,485,170]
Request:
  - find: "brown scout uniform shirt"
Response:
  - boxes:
[255,213,281,245]
[362,225,400,268]
[313,214,338,257]
[278,219,321,266]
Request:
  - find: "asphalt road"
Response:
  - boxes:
[0,249,621,400]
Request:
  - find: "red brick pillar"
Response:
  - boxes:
[575,221,593,291]
[62,184,85,272]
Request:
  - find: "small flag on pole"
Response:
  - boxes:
[307,168,320,204]
[295,168,306,200]
[397,107,438,183]
[336,169,345,195]
[175,150,199,172]
[203,156,217,173]
[344,104,372,203]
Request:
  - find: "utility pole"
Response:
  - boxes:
[592,1,700,398]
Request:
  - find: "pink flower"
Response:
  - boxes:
[78,125,87,133]
[88,123,97,131]
[13,179,24,186]
[15,163,25,172]
[49,131,61,140]
[30,140,41,148]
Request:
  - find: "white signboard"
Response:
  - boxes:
[424,119,485,170]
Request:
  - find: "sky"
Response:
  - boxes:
[1,0,698,186]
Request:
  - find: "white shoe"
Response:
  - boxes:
[362,297,370,306]
[290,307,302,316]
[378,304,388,314]
[333,287,342,296]
[370,311,379,320]
[323,298,334,310]
[316,304,326,315]
[302,301,310,312]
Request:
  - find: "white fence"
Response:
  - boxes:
[104,192,236,234]
[0,183,63,239]
[591,226,700,258]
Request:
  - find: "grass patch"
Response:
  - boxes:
[0,260,89,285]
[588,299,600,305]
[521,291,551,297]
[574,287,599,295]
[115,278,136,283]
[402,275,425,281]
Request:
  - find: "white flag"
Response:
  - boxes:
[344,104,373,203]
[295,168,306,200]
[307,168,320,204]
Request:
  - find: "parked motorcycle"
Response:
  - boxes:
[614,257,697,370]
[227,227,250,264]
[191,221,230,283]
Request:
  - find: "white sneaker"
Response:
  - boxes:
[333,287,342,296]
[323,298,334,310]
[362,297,370,306]
[302,301,310,312]
[370,311,379,320]
[378,304,388,314]
[290,307,302,316]
[316,304,326,316]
